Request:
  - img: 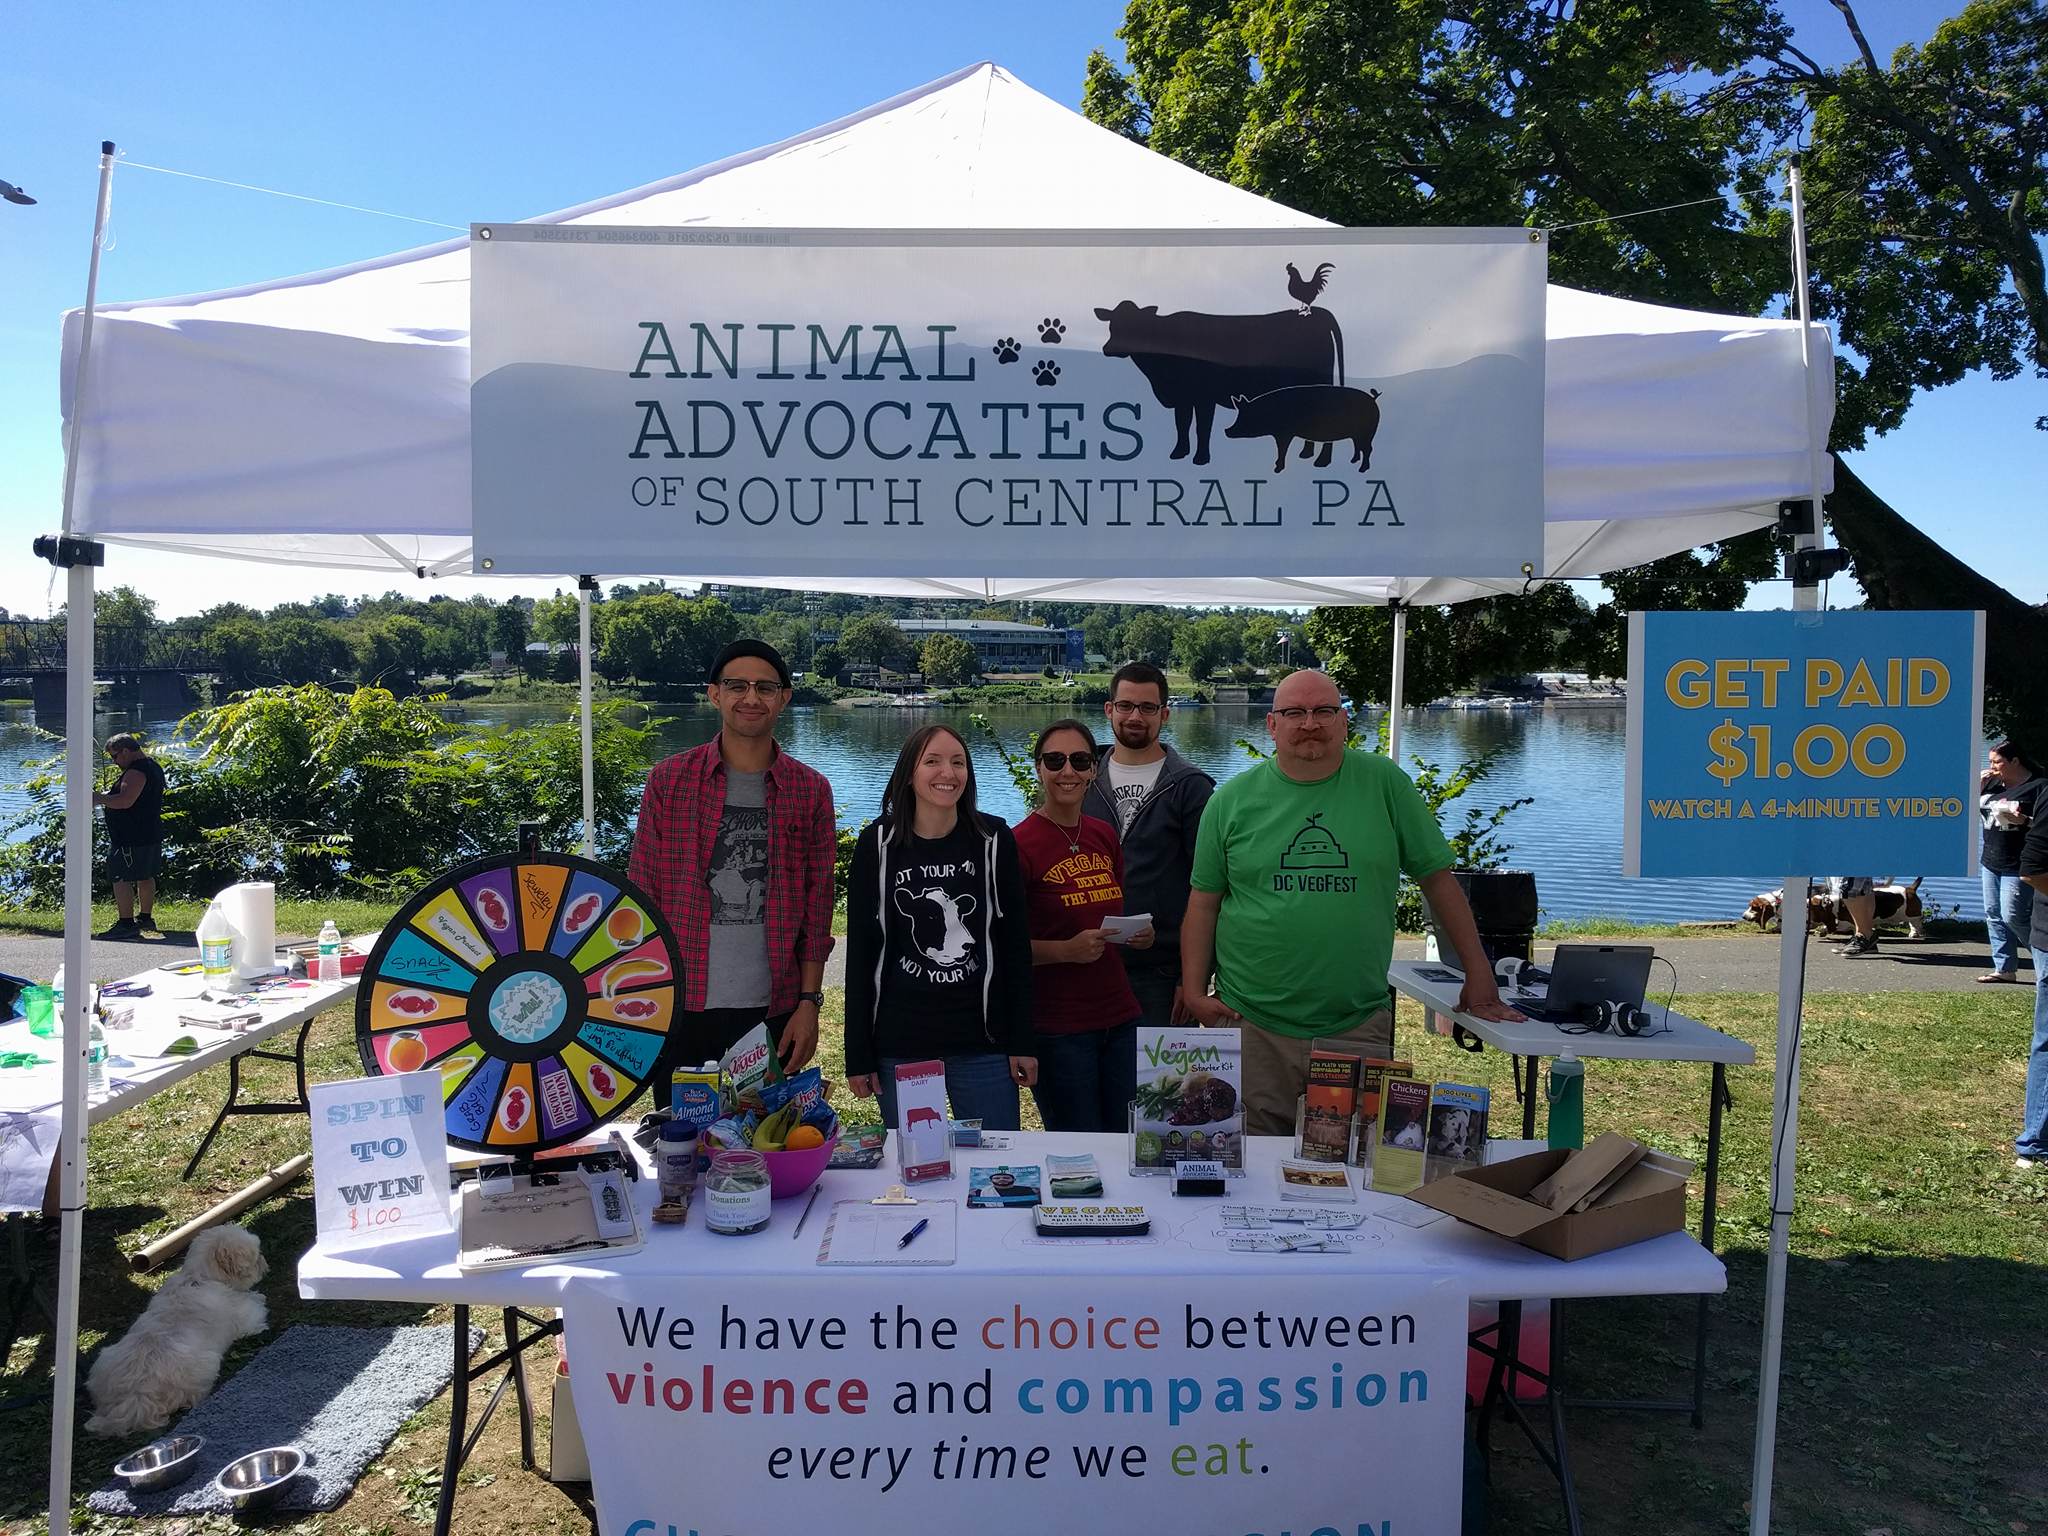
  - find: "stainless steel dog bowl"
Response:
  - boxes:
[112,1434,206,1492]
[213,1446,304,1513]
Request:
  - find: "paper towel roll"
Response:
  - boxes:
[223,882,278,977]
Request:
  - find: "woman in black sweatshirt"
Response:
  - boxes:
[844,724,1034,1130]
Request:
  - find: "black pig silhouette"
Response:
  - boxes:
[1093,301,1345,466]
[1223,386,1382,473]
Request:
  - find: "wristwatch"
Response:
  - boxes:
[797,990,824,1008]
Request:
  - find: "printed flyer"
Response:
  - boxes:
[1132,1027,1243,1170]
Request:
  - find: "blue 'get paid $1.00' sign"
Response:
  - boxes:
[1623,610,1983,879]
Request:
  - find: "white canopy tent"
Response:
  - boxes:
[46,61,1834,1535]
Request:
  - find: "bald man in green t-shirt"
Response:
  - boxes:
[1181,670,1521,1136]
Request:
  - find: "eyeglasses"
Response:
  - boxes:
[1108,700,1163,716]
[1272,705,1345,722]
[1038,751,1097,772]
[715,678,787,697]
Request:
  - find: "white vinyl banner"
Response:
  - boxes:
[470,228,1546,578]
[562,1270,1466,1536]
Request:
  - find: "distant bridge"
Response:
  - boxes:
[0,621,222,715]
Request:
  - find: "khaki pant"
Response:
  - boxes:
[1241,1009,1395,1138]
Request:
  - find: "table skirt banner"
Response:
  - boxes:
[562,1269,1469,1536]
[470,226,1547,579]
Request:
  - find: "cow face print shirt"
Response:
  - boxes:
[843,814,1033,1076]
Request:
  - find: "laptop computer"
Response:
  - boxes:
[1514,943,1655,1023]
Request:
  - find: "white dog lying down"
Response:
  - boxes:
[86,1225,268,1437]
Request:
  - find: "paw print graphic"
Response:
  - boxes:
[991,337,1022,365]
[1031,359,1061,387]
[1037,317,1067,345]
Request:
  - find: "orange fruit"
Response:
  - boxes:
[784,1125,826,1151]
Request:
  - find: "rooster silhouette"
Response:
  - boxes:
[1286,261,1334,314]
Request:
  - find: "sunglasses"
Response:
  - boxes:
[1038,750,1097,772]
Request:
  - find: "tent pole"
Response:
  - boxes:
[1386,601,1407,761]
[43,138,118,1536]
[1749,151,1826,1536]
[578,577,597,858]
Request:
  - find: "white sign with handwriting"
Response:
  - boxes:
[308,1071,452,1249]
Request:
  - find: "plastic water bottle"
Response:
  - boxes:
[316,920,343,984]
[1546,1051,1585,1151]
[86,1015,107,1093]
[198,899,235,984]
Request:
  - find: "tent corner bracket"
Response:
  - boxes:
[32,535,104,569]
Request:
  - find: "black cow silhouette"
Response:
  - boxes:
[1223,386,1382,473]
[1093,301,1345,466]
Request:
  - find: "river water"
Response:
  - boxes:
[0,698,1983,925]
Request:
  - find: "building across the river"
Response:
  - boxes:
[892,619,1084,674]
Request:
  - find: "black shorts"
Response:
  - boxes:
[107,843,161,882]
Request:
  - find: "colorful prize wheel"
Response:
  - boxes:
[356,851,682,1154]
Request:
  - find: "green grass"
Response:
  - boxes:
[0,897,399,941]
[8,986,2043,1533]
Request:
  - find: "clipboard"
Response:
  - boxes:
[815,1199,957,1265]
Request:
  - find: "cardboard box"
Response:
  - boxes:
[1405,1134,1691,1261]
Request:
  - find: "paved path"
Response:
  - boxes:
[3,924,2023,999]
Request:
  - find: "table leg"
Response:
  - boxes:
[1692,1062,1730,1428]
[1521,1055,1538,1140]
[435,1305,470,1536]
[506,1308,537,1470]
[1549,1302,1584,1536]
[182,1021,319,1181]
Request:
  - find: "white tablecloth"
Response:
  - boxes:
[299,1131,1725,1307]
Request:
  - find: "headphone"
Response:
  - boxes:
[1575,998,1652,1036]
[1494,955,1548,991]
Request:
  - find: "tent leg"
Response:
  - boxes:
[1751,150,1830,1536]
[578,576,596,859]
[50,558,97,1536]
[1386,602,1406,760]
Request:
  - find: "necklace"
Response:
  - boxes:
[1034,810,1082,855]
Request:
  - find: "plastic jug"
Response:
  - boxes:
[1546,1052,1584,1151]
[198,899,237,983]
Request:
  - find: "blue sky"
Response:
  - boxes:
[2,1,2039,619]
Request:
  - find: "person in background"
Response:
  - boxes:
[628,639,834,1080]
[1833,876,1881,957]
[1082,661,1214,1028]
[844,724,1035,1130]
[92,733,164,939]
[2015,786,2048,1170]
[1977,741,2039,984]
[1017,719,1153,1132]
[1179,669,1520,1136]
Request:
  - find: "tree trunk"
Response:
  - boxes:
[1827,454,2047,748]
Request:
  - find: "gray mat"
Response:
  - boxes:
[88,1322,485,1516]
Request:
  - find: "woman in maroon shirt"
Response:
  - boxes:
[1014,720,1154,1131]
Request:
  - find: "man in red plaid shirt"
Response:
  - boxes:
[629,639,836,1076]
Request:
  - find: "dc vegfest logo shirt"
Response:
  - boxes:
[1191,751,1454,1036]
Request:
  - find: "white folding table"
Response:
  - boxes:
[301,1130,1724,1536]
[1388,958,1755,1432]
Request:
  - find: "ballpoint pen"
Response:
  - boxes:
[791,1184,822,1239]
[897,1217,929,1250]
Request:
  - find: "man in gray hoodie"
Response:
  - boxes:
[1082,661,1216,1028]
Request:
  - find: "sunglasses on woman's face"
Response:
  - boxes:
[1038,751,1097,772]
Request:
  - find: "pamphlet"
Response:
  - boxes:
[892,1060,952,1182]
[1228,1232,1352,1254]
[827,1123,887,1170]
[1426,1082,1491,1162]
[1046,1153,1103,1199]
[1300,1047,1360,1163]
[1374,1077,1433,1194]
[1133,1026,1243,1171]
[1220,1205,1366,1230]
[1277,1158,1357,1203]
[1098,913,1153,945]
[1033,1204,1150,1237]
[968,1165,1043,1208]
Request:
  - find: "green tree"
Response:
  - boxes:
[531,593,583,646]
[1757,0,2048,443]
[838,614,916,670]
[596,608,658,682]
[95,585,158,631]
[1174,614,1243,682]
[810,643,847,683]
[206,619,271,690]
[264,618,342,684]
[1120,611,1175,666]
[1240,613,1284,667]
[491,602,530,663]
[920,633,980,686]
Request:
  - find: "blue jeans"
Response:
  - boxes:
[877,1054,1020,1132]
[1125,960,1180,1031]
[2023,950,2048,1161]
[1031,1017,1141,1133]
[1982,869,2036,976]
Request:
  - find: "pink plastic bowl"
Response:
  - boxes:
[761,1133,839,1199]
